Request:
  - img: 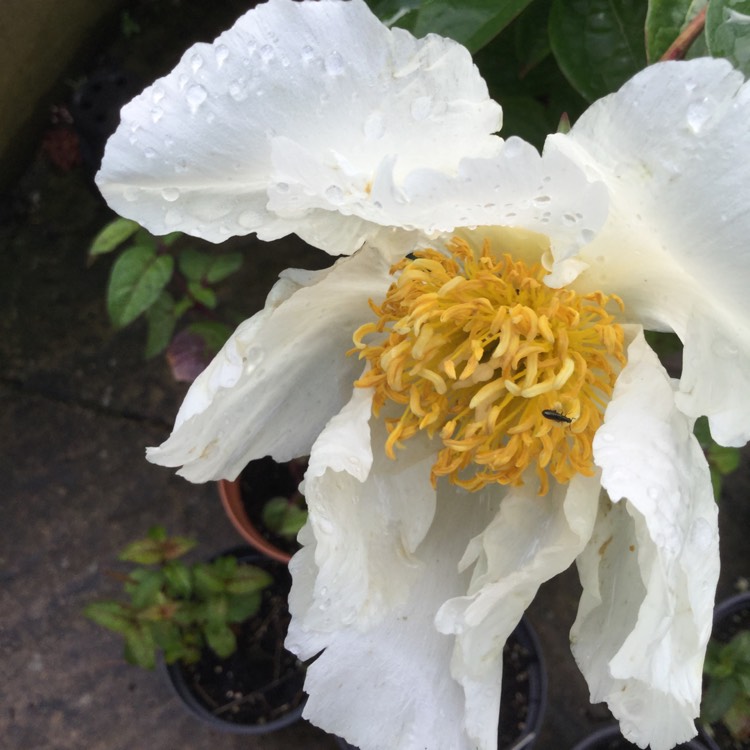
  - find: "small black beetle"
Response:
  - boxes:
[541,409,573,424]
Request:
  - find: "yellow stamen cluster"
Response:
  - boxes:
[352,237,626,494]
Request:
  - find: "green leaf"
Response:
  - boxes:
[163,561,193,599]
[702,676,741,723]
[514,0,554,73]
[262,497,308,539]
[107,245,174,328]
[706,0,750,75]
[84,601,133,634]
[646,0,707,61]
[187,281,217,309]
[89,218,141,257]
[193,564,226,595]
[368,0,533,52]
[549,0,648,102]
[226,592,262,623]
[179,248,242,284]
[204,623,237,659]
[144,292,177,359]
[225,565,273,595]
[124,625,157,669]
[129,570,166,609]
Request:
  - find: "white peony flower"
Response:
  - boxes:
[96,1,750,748]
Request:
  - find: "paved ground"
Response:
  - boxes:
[2,5,748,749]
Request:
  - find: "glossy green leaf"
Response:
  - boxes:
[107,245,174,328]
[144,292,177,359]
[89,218,141,257]
[646,0,707,61]
[124,625,157,669]
[226,592,262,623]
[163,561,193,599]
[549,0,648,101]
[368,0,533,52]
[187,282,217,309]
[514,0,553,73]
[178,248,242,284]
[225,565,273,595]
[707,0,750,74]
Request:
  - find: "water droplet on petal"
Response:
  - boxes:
[647,486,661,501]
[260,43,274,63]
[123,186,140,202]
[276,182,290,193]
[144,147,157,159]
[190,53,204,73]
[325,185,344,205]
[411,95,432,121]
[301,45,315,63]
[713,338,739,359]
[243,346,264,374]
[363,111,385,141]
[215,44,229,68]
[186,83,208,113]
[151,87,165,104]
[175,159,188,173]
[325,51,344,76]
[150,107,164,124]
[686,100,711,134]
[161,187,180,202]
[228,80,247,102]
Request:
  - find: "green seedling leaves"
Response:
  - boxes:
[107,245,174,328]
[89,218,141,257]
[707,0,750,75]
[187,320,233,356]
[144,292,178,359]
[179,248,243,284]
[549,0,647,101]
[262,496,309,539]
[87,530,272,668]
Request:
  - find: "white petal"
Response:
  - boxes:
[548,58,750,443]
[287,397,510,749]
[289,490,496,750]
[575,330,719,750]
[369,136,609,265]
[289,406,437,640]
[146,244,393,481]
[96,0,501,252]
[435,470,600,748]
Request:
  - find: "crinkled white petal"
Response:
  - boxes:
[574,329,719,750]
[96,0,502,252]
[435,470,600,748]
[287,403,504,749]
[548,58,750,444]
[146,244,393,481]
[368,136,609,265]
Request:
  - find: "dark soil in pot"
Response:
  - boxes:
[166,549,306,732]
[238,456,306,559]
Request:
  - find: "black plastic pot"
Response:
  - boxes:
[163,547,306,734]
[334,616,546,750]
[571,724,710,750]
[699,591,750,750]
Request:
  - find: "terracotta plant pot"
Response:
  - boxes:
[571,724,710,750]
[218,478,292,564]
[334,616,546,750]
[219,456,308,564]
[164,547,306,733]
[699,591,750,750]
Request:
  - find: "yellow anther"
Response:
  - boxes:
[352,233,626,493]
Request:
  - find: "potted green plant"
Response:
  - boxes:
[700,591,750,750]
[219,456,308,563]
[84,527,307,733]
